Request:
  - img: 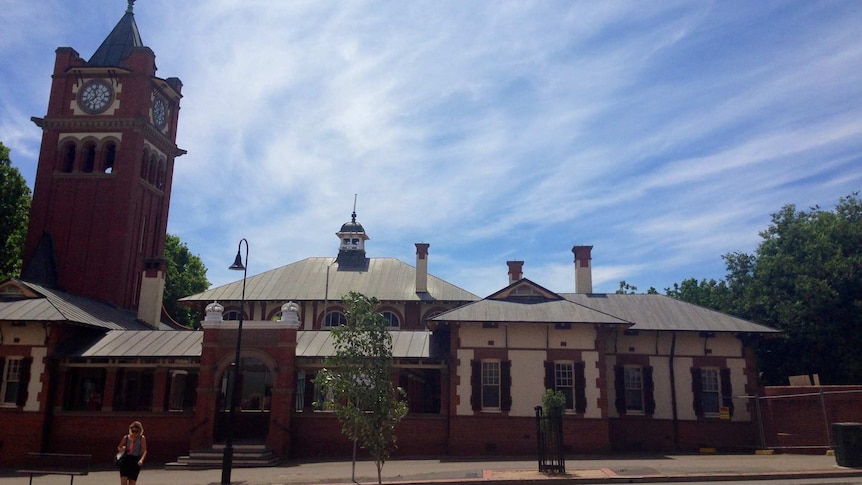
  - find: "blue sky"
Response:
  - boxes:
[1,1,861,298]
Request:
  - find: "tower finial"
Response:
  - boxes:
[351,194,358,223]
[127,0,135,14]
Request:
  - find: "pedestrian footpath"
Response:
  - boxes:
[3,453,862,485]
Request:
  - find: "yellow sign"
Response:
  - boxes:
[719,406,730,420]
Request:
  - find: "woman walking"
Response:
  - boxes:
[117,421,148,485]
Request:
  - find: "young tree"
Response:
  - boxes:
[316,292,408,485]
[163,234,210,328]
[0,142,32,281]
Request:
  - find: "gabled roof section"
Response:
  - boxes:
[87,1,144,66]
[180,257,480,304]
[0,279,150,331]
[561,293,780,334]
[487,278,563,303]
[431,296,631,325]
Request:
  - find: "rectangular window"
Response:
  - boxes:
[701,368,721,414]
[481,361,501,410]
[624,366,644,413]
[63,367,106,411]
[554,362,574,410]
[1,358,22,405]
[114,369,155,412]
[166,370,198,412]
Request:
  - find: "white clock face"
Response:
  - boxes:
[78,80,113,114]
[153,96,167,129]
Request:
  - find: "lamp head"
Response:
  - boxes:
[229,252,245,271]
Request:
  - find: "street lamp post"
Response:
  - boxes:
[221,238,248,485]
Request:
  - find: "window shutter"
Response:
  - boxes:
[720,368,734,416]
[691,367,704,416]
[17,357,33,407]
[643,366,656,415]
[544,361,554,390]
[574,361,587,414]
[613,365,626,415]
[501,360,512,412]
[470,360,481,411]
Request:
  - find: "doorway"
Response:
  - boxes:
[215,357,272,443]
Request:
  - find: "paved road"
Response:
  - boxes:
[4,453,862,485]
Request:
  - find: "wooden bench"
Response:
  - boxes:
[17,453,91,485]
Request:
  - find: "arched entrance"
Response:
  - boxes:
[214,357,273,443]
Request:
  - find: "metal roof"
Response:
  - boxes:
[561,293,779,334]
[0,280,151,331]
[431,298,631,325]
[71,329,430,359]
[180,257,480,304]
[296,330,431,358]
[73,330,202,358]
[87,3,143,66]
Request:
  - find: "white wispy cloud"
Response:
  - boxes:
[2,0,860,297]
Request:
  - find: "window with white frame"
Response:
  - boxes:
[481,361,501,410]
[381,311,400,328]
[554,362,575,410]
[700,368,721,414]
[1,358,23,405]
[624,366,644,413]
[323,310,348,328]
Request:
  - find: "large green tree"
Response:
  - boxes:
[316,292,408,485]
[667,194,862,385]
[0,142,32,281]
[163,234,210,328]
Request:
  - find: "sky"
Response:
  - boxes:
[1,0,861,298]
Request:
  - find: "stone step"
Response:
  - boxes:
[165,445,281,469]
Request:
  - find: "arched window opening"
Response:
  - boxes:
[224,310,244,321]
[381,310,401,328]
[103,142,117,173]
[61,143,76,173]
[82,142,96,173]
[323,310,347,328]
[148,155,158,185]
[140,151,149,179]
[156,159,165,189]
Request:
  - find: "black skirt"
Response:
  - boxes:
[118,454,142,480]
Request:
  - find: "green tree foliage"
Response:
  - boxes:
[164,234,210,328]
[667,194,862,385]
[315,292,408,484]
[0,142,32,280]
[616,280,658,294]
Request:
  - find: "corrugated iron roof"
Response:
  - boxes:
[180,257,479,304]
[431,298,631,325]
[71,330,430,359]
[0,280,150,331]
[561,293,779,333]
[72,330,202,358]
[296,330,430,358]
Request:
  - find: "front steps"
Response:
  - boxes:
[166,444,281,469]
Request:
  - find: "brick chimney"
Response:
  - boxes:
[572,246,593,294]
[415,243,429,293]
[507,261,524,284]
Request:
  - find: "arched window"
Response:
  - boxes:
[223,310,244,321]
[102,142,117,173]
[380,310,401,328]
[156,159,165,189]
[140,151,149,179]
[148,154,157,185]
[323,310,347,328]
[82,142,96,173]
[61,142,77,173]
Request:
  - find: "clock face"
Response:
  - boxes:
[78,80,113,114]
[152,96,167,129]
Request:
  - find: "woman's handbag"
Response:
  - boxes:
[115,451,123,467]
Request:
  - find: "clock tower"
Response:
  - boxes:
[23,0,184,327]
